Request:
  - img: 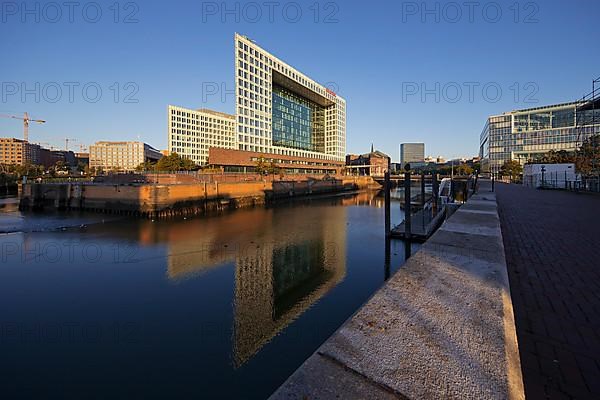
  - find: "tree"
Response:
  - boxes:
[455,164,473,176]
[53,160,69,173]
[181,157,196,171]
[156,153,197,172]
[534,150,575,164]
[136,161,156,172]
[575,135,600,175]
[500,160,523,180]
[77,161,87,174]
[255,156,269,175]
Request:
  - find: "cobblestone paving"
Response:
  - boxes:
[496,184,600,399]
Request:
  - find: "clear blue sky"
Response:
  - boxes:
[1,0,598,161]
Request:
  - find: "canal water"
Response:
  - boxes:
[0,192,415,399]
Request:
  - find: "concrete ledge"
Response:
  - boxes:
[270,180,524,400]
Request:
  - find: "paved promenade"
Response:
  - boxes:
[496,184,600,399]
[271,180,524,399]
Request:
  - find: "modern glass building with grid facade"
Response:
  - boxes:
[168,34,346,167]
[235,33,345,162]
[479,102,600,174]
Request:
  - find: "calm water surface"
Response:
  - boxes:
[0,192,415,399]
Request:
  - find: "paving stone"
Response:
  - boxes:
[496,184,600,400]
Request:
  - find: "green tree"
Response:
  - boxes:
[136,161,156,172]
[534,150,575,164]
[77,161,88,174]
[181,157,196,171]
[500,160,523,180]
[455,164,473,176]
[156,153,196,172]
[255,156,269,175]
[575,135,600,175]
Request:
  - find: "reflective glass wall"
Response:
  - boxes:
[272,86,325,152]
[480,103,600,174]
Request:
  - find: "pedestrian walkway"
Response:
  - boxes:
[496,184,600,399]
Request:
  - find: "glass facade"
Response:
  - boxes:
[271,86,326,152]
[480,102,600,174]
[235,33,346,161]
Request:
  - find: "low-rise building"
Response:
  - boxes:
[208,147,344,175]
[346,150,390,176]
[89,141,162,172]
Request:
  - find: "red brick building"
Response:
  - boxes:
[208,148,344,175]
[345,150,391,177]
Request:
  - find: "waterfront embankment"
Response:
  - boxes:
[18,176,378,218]
[270,179,525,399]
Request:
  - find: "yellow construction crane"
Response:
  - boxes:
[0,112,46,142]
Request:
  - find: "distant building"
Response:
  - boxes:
[75,152,89,166]
[0,138,40,165]
[480,100,600,175]
[40,149,77,168]
[346,149,390,176]
[400,143,425,167]
[89,141,162,172]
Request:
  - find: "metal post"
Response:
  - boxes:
[404,240,412,260]
[384,171,391,237]
[491,174,495,192]
[384,236,391,281]
[404,171,411,240]
[420,173,425,208]
[432,174,439,214]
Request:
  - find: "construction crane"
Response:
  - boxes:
[65,138,77,151]
[0,112,46,142]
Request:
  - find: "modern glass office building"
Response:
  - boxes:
[479,102,600,174]
[168,34,346,168]
[400,143,425,167]
[235,33,345,162]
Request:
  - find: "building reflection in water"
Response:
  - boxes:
[103,195,372,367]
[232,205,347,367]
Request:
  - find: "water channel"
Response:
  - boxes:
[0,191,416,399]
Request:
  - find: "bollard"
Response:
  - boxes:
[384,171,391,237]
[404,172,412,240]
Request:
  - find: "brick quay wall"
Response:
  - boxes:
[18,176,378,219]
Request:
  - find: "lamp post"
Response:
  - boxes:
[541,165,546,189]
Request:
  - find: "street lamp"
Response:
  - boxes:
[541,165,546,189]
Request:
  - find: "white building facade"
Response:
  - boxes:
[234,33,346,162]
[168,106,236,165]
[168,33,346,166]
[89,141,162,171]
